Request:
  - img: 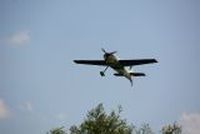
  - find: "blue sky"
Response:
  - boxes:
[0,0,200,134]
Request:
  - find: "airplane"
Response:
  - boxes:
[74,49,158,86]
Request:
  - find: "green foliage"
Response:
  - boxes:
[48,127,66,134]
[47,104,182,134]
[69,103,133,134]
[161,122,182,134]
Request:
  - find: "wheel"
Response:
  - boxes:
[100,71,105,77]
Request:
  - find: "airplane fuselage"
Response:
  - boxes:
[104,55,132,83]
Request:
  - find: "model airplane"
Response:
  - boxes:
[74,49,157,86]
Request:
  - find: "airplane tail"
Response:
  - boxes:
[114,72,145,77]
[114,72,145,87]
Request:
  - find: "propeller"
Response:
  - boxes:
[101,48,117,55]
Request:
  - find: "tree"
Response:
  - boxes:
[161,122,182,134]
[47,104,182,134]
[47,127,66,134]
[69,103,133,134]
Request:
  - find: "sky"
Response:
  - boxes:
[0,0,200,134]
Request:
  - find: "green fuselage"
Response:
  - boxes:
[104,55,132,83]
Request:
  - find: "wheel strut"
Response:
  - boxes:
[100,66,109,77]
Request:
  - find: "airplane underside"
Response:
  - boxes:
[99,63,145,86]
[74,48,157,87]
[112,67,145,86]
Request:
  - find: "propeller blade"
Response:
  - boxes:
[101,48,107,53]
[110,51,117,55]
[101,48,117,55]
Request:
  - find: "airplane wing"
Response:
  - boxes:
[119,59,157,66]
[74,60,107,66]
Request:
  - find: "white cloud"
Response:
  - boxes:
[179,113,200,134]
[0,99,10,119]
[5,31,30,45]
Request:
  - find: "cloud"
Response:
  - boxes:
[179,113,200,134]
[5,31,30,45]
[0,99,10,119]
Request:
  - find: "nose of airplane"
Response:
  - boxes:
[103,53,109,60]
[101,48,117,60]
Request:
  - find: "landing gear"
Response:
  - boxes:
[100,71,105,76]
[100,66,109,77]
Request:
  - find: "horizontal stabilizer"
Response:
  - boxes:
[113,73,124,76]
[114,72,145,77]
[130,72,145,76]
